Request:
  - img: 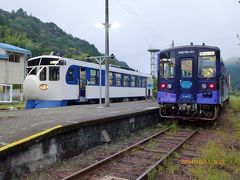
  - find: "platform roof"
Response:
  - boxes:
[0,43,31,55]
[0,54,9,60]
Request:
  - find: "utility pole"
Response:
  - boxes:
[105,0,110,107]
[87,55,114,107]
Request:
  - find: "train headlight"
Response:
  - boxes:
[160,83,166,89]
[39,84,48,90]
[208,83,216,89]
[201,83,207,89]
[167,84,172,89]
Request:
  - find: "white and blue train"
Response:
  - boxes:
[23,55,153,109]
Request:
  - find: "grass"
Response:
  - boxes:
[228,113,240,139]
[230,95,240,112]
[188,97,240,179]
[145,139,158,150]
[0,102,25,110]
[189,141,240,179]
[189,112,240,179]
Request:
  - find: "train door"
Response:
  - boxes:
[79,67,86,101]
[177,58,196,103]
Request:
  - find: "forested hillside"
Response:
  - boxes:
[224,57,240,92]
[0,8,131,69]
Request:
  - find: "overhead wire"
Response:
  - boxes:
[117,0,167,42]
[116,0,239,60]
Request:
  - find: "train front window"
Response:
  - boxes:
[39,67,46,81]
[198,56,216,78]
[28,58,40,66]
[27,67,37,75]
[160,54,175,78]
[49,67,60,81]
[181,59,192,78]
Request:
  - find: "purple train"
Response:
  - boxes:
[157,45,230,120]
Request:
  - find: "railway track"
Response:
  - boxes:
[62,126,198,180]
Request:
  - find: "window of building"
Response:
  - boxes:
[49,67,60,81]
[198,56,216,78]
[39,67,47,81]
[90,69,99,85]
[123,75,129,87]
[9,53,20,63]
[116,73,121,86]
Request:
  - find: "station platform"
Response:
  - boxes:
[0,101,158,150]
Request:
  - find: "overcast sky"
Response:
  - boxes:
[1,0,240,73]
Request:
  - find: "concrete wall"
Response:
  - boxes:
[0,61,7,84]
[6,56,25,84]
[0,109,159,179]
[0,49,25,85]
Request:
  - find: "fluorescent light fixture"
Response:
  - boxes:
[110,22,120,29]
[50,61,58,65]
[95,23,105,29]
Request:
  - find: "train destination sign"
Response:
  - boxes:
[199,51,215,56]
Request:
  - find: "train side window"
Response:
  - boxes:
[142,77,147,87]
[90,69,99,85]
[131,76,136,87]
[39,67,46,81]
[49,67,60,81]
[123,75,129,87]
[116,73,121,86]
[67,68,75,82]
[181,59,192,78]
[109,72,113,86]
[136,76,141,87]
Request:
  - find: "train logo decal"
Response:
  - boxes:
[178,50,195,55]
[180,80,192,89]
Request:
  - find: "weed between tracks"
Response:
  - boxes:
[147,152,180,180]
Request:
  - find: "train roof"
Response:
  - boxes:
[27,55,151,78]
[160,45,220,53]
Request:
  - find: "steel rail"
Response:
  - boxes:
[136,128,198,180]
[62,126,172,180]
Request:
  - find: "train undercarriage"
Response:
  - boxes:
[159,103,219,121]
